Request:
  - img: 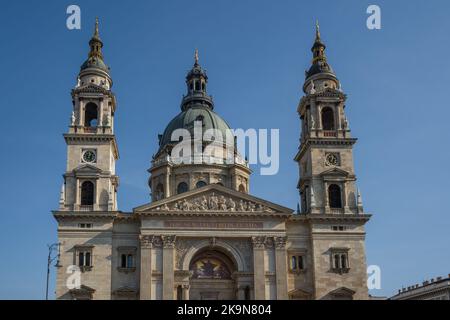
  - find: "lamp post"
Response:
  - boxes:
[46,242,61,300]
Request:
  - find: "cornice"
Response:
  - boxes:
[64,133,119,159]
[289,213,371,223]
[52,211,120,221]
[137,210,292,219]
[295,137,357,161]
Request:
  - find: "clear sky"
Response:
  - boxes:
[0,0,449,299]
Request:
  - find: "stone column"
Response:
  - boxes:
[164,167,171,198]
[251,236,266,300]
[162,235,176,300]
[139,235,153,300]
[183,284,190,300]
[274,236,288,300]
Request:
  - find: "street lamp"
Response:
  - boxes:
[46,242,61,300]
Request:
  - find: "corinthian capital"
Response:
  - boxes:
[274,236,287,249]
[162,235,176,248]
[251,236,266,249]
[139,235,154,248]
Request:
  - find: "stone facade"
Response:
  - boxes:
[53,21,371,300]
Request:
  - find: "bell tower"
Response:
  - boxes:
[295,22,371,300]
[295,21,361,215]
[60,18,119,212]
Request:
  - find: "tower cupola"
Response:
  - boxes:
[181,49,214,111]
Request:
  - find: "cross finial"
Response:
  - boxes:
[315,19,320,39]
[94,17,100,38]
[194,48,199,65]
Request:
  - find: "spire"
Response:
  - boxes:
[304,21,335,80]
[93,17,100,40]
[80,18,109,73]
[88,18,103,59]
[311,20,326,64]
[315,19,321,42]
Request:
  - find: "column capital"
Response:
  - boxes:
[162,235,176,248]
[139,235,154,249]
[274,236,287,249]
[251,236,266,249]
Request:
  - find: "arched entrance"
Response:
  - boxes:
[188,249,236,300]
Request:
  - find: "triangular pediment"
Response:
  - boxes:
[134,184,293,215]
[328,287,356,297]
[320,167,350,177]
[73,164,102,174]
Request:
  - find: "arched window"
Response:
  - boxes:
[155,183,164,200]
[196,181,207,188]
[84,103,98,127]
[238,184,246,193]
[216,182,224,186]
[321,107,335,130]
[328,184,342,209]
[177,182,188,194]
[81,181,94,205]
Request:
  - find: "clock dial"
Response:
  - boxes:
[82,150,96,163]
[326,153,338,166]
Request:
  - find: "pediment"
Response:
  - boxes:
[328,287,356,297]
[69,284,95,294]
[134,184,293,215]
[73,164,102,174]
[320,167,350,177]
[72,83,111,95]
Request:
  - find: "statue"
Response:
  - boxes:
[71,111,76,126]
[76,76,81,88]
[181,199,190,211]
[227,198,236,211]
[238,200,246,211]
[309,80,316,94]
[310,114,315,129]
[200,196,208,210]
[102,113,110,127]
[218,195,227,210]
[343,116,349,129]
[209,193,218,210]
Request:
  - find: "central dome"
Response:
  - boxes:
[158,106,232,151]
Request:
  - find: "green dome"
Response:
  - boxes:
[159,106,232,151]
[80,56,109,73]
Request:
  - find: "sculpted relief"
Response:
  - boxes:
[154,192,275,213]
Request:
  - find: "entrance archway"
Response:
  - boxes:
[189,249,236,300]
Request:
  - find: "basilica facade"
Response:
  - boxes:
[53,20,371,300]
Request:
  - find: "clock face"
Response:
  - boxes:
[82,150,96,163]
[326,153,338,166]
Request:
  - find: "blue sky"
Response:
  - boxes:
[0,0,449,299]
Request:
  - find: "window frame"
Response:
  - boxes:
[117,246,137,273]
[74,245,94,272]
